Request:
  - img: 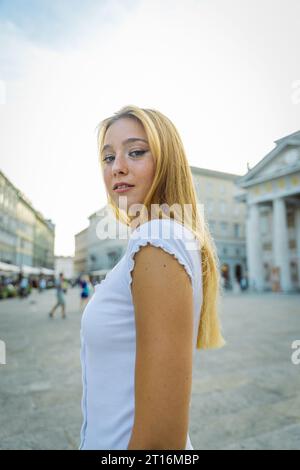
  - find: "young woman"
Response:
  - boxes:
[79,105,226,450]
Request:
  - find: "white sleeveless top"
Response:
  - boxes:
[79,218,203,450]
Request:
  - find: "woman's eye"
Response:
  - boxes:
[129,150,146,157]
[103,155,114,163]
[102,150,146,163]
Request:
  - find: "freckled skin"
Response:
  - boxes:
[102,117,156,212]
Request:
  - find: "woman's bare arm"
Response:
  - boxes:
[127,244,194,450]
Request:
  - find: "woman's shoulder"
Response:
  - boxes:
[125,217,201,288]
[129,217,198,243]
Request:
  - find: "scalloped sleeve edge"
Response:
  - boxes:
[126,238,194,290]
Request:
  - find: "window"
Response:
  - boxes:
[220,222,228,236]
[234,223,240,238]
[264,263,271,282]
[287,212,295,228]
[206,182,213,192]
[233,205,239,216]
[205,199,214,215]
[262,242,272,251]
[261,215,269,235]
[220,185,226,195]
[220,201,226,215]
[291,261,298,283]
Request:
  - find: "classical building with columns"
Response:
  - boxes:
[237,130,300,292]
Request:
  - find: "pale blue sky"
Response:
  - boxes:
[0,0,299,255]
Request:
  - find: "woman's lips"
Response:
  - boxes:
[113,186,135,193]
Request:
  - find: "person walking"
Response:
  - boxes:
[49,272,66,319]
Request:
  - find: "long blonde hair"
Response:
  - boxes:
[97,105,226,350]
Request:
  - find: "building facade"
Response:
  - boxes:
[74,228,88,275]
[0,170,55,270]
[74,206,129,276]
[191,167,247,288]
[33,215,55,270]
[86,206,129,273]
[55,256,74,280]
[237,130,300,292]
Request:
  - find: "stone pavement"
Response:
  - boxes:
[0,288,299,450]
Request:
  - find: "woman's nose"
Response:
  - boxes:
[112,155,128,174]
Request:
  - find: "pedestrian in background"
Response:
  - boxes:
[49,272,66,319]
[80,275,92,310]
[39,277,46,293]
[19,276,29,298]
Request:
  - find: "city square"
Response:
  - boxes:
[1,0,300,453]
[0,288,299,450]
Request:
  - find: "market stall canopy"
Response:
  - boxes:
[0,262,20,273]
[39,267,55,275]
[20,265,41,275]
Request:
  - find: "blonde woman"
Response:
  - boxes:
[79,105,226,450]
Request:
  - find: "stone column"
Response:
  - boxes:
[272,197,292,292]
[246,203,264,291]
[295,207,300,288]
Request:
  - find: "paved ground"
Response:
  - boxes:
[0,288,299,450]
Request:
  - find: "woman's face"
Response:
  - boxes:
[101,117,156,213]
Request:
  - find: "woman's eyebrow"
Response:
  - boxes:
[101,138,148,153]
